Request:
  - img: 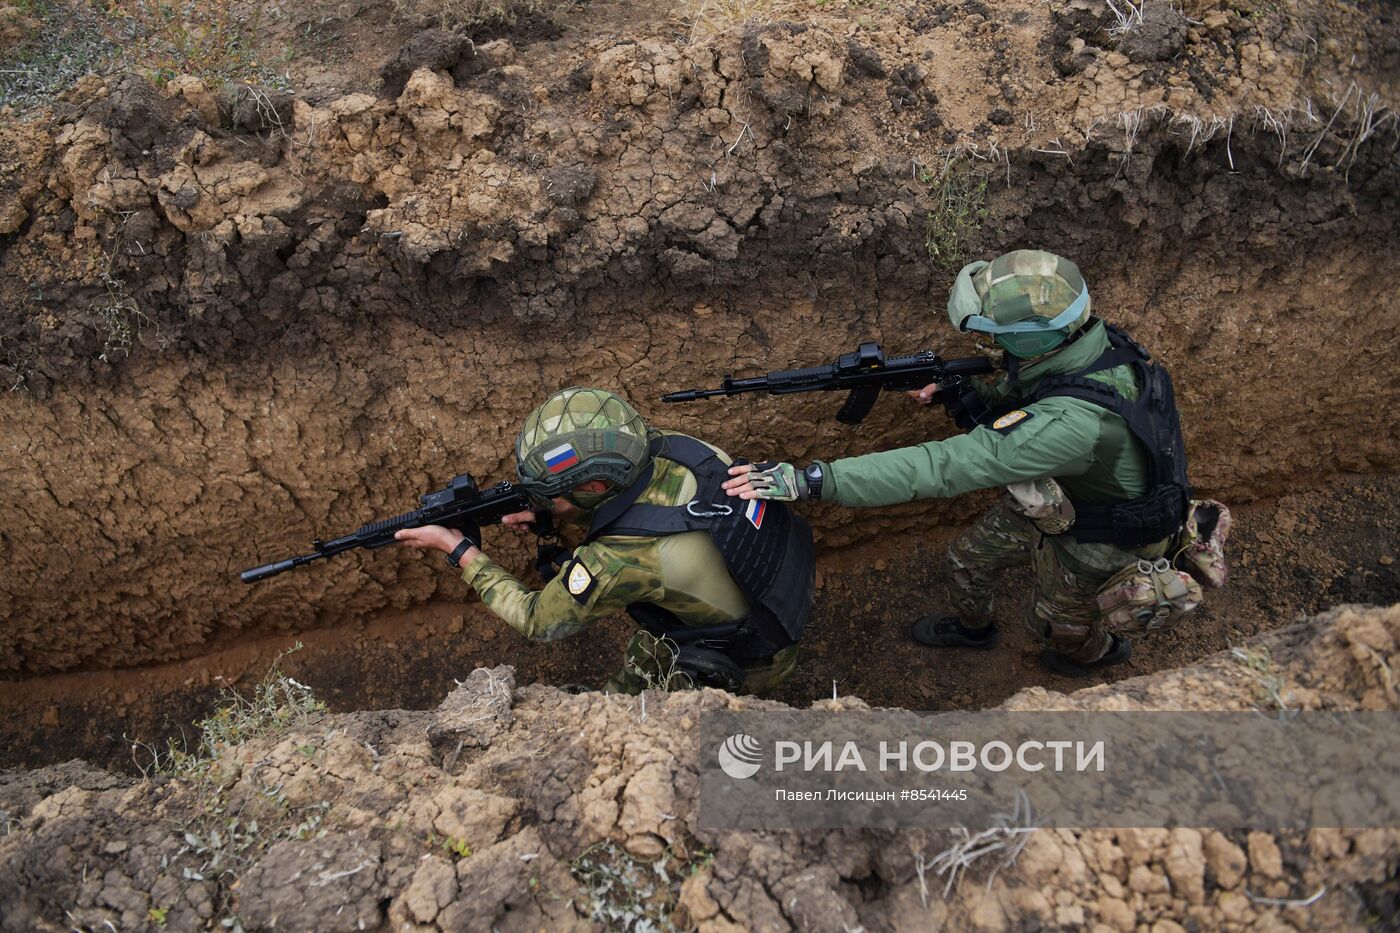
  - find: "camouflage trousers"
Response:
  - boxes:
[603,631,799,696]
[947,500,1169,663]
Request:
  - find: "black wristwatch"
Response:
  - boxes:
[446,536,478,568]
[803,462,825,500]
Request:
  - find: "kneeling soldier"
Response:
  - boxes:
[396,387,813,694]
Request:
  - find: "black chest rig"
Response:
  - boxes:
[585,435,815,658]
[1002,323,1192,549]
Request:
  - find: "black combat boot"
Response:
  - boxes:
[909,613,1000,649]
[1039,634,1132,677]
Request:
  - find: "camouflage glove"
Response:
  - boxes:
[745,461,808,501]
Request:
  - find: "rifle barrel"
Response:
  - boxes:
[240,557,302,583]
[662,388,729,403]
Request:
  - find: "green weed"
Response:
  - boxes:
[921,156,988,271]
[129,644,330,929]
[0,0,121,110]
[570,842,701,932]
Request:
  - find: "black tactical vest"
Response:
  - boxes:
[585,435,815,656]
[1013,324,1192,549]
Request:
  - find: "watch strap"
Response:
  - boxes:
[446,536,477,568]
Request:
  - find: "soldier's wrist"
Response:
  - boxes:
[446,537,477,568]
[459,549,490,581]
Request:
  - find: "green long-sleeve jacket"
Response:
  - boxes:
[824,321,1150,508]
[460,435,750,641]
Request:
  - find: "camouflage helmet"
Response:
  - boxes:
[946,249,1092,358]
[516,387,652,502]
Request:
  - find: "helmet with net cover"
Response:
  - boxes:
[946,249,1092,358]
[516,387,653,503]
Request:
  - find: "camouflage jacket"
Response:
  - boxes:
[823,321,1154,508]
[460,435,750,641]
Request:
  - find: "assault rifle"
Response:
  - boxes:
[240,474,554,583]
[662,342,997,425]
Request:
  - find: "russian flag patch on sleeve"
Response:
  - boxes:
[543,443,581,474]
[745,498,767,529]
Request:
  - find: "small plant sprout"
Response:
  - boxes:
[443,837,473,858]
[1105,0,1146,38]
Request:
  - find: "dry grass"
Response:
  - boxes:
[108,0,285,88]
[0,0,286,110]
[673,0,798,44]
[1104,0,1146,39]
[390,0,576,33]
[916,790,1038,901]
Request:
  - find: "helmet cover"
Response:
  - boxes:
[516,387,652,503]
[947,250,1092,358]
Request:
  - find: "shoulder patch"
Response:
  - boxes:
[992,409,1034,433]
[565,559,597,603]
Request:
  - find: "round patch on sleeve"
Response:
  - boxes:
[567,561,595,597]
[992,410,1029,430]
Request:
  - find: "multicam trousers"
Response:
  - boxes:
[946,499,1171,662]
[602,631,799,696]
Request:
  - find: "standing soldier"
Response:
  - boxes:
[723,249,1211,677]
[395,387,813,694]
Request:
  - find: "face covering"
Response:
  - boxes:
[564,488,612,511]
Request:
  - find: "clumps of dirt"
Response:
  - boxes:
[1115,3,1190,64]
[2,603,1398,931]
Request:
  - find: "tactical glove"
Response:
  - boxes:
[745,461,808,501]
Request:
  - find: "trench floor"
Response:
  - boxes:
[3,474,1398,772]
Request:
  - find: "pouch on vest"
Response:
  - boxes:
[1175,498,1231,589]
[1096,557,1203,636]
[1004,478,1075,535]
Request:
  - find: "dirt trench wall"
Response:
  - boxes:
[2,14,1399,676]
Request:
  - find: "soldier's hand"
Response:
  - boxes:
[906,382,943,405]
[548,497,583,521]
[505,496,581,530]
[394,524,480,567]
[722,461,805,501]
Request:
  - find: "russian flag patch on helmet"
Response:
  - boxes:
[543,443,581,474]
[745,498,766,529]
